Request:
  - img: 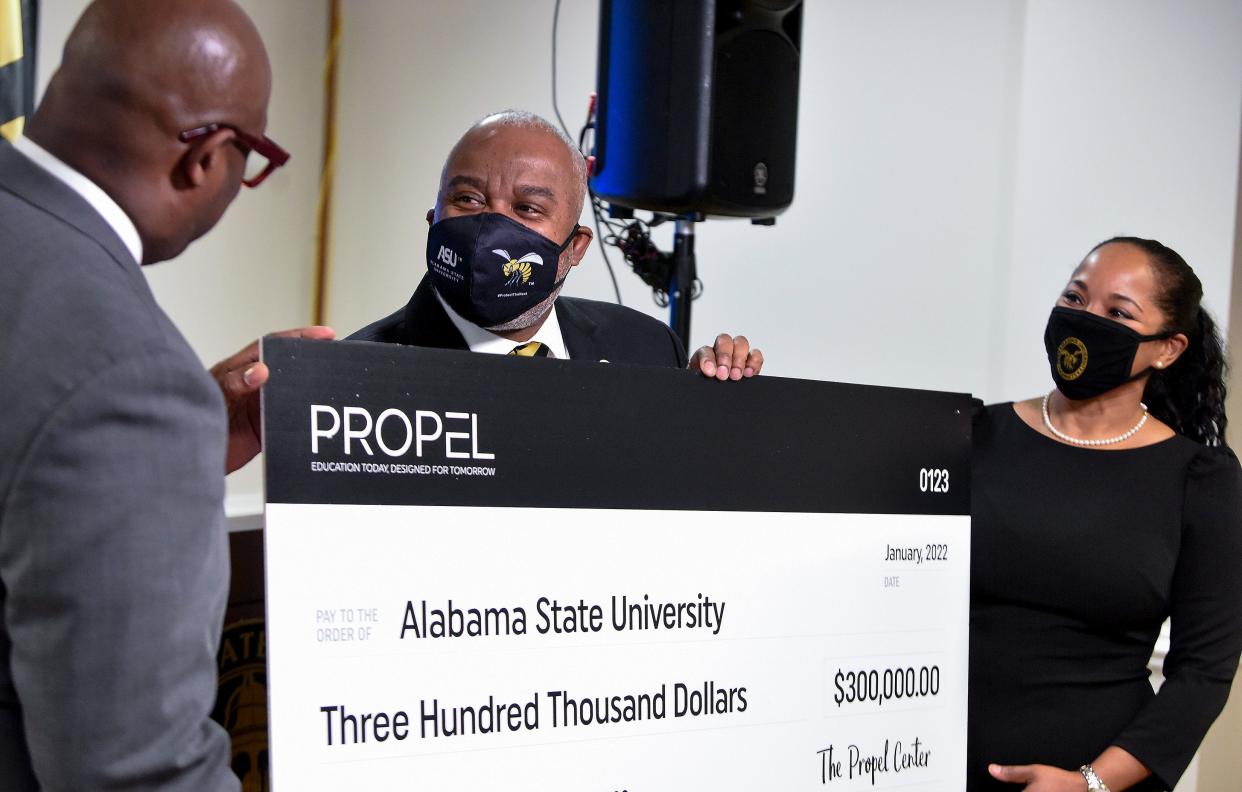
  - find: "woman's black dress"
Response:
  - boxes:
[968,403,1242,791]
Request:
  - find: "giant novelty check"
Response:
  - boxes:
[261,338,971,790]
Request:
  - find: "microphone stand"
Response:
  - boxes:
[668,217,697,348]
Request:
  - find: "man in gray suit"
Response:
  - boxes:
[0,1,317,788]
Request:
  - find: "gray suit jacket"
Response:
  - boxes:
[0,143,237,790]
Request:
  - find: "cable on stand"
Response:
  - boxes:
[576,99,705,347]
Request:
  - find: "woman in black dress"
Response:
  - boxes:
[969,237,1242,791]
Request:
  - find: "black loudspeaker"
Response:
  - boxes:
[591,0,802,219]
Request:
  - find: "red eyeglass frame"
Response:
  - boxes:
[178,123,291,188]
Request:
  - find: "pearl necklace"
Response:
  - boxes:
[1041,393,1148,447]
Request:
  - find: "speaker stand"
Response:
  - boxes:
[669,218,697,348]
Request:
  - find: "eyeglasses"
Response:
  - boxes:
[178,123,291,188]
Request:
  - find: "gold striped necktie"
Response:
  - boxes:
[509,341,553,358]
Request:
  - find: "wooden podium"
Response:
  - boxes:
[214,528,268,792]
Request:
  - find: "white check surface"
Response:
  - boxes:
[265,504,969,790]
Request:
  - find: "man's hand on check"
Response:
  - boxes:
[690,333,764,381]
[211,326,336,474]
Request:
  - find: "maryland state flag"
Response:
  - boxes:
[1,0,37,142]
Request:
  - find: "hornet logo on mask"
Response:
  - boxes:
[426,212,577,329]
[494,249,544,287]
[1056,337,1088,381]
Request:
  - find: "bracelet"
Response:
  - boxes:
[1080,765,1111,792]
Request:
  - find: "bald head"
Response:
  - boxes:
[58,0,269,133]
[430,110,595,335]
[443,111,588,218]
[27,0,273,263]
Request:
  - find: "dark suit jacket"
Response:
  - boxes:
[0,144,237,790]
[348,275,688,368]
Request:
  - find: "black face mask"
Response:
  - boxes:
[426,212,577,329]
[1043,306,1172,400]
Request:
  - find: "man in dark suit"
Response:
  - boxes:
[350,271,691,368]
[0,2,333,789]
[213,112,767,456]
[348,111,764,378]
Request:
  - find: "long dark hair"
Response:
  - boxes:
[1092,237,1229,446]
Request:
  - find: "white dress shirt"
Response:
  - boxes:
[435,289,570,359]
[11,135,144,264]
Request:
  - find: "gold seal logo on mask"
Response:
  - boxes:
[1056,337,1088,380]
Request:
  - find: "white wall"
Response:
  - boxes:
[326,0,1030,399]
[327,0,1242,404]
[324,0,606,336]
[1213,86,1242,792]
[686,0,1029,395]
[1001,0,1242,399]
[36,0,328,511]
